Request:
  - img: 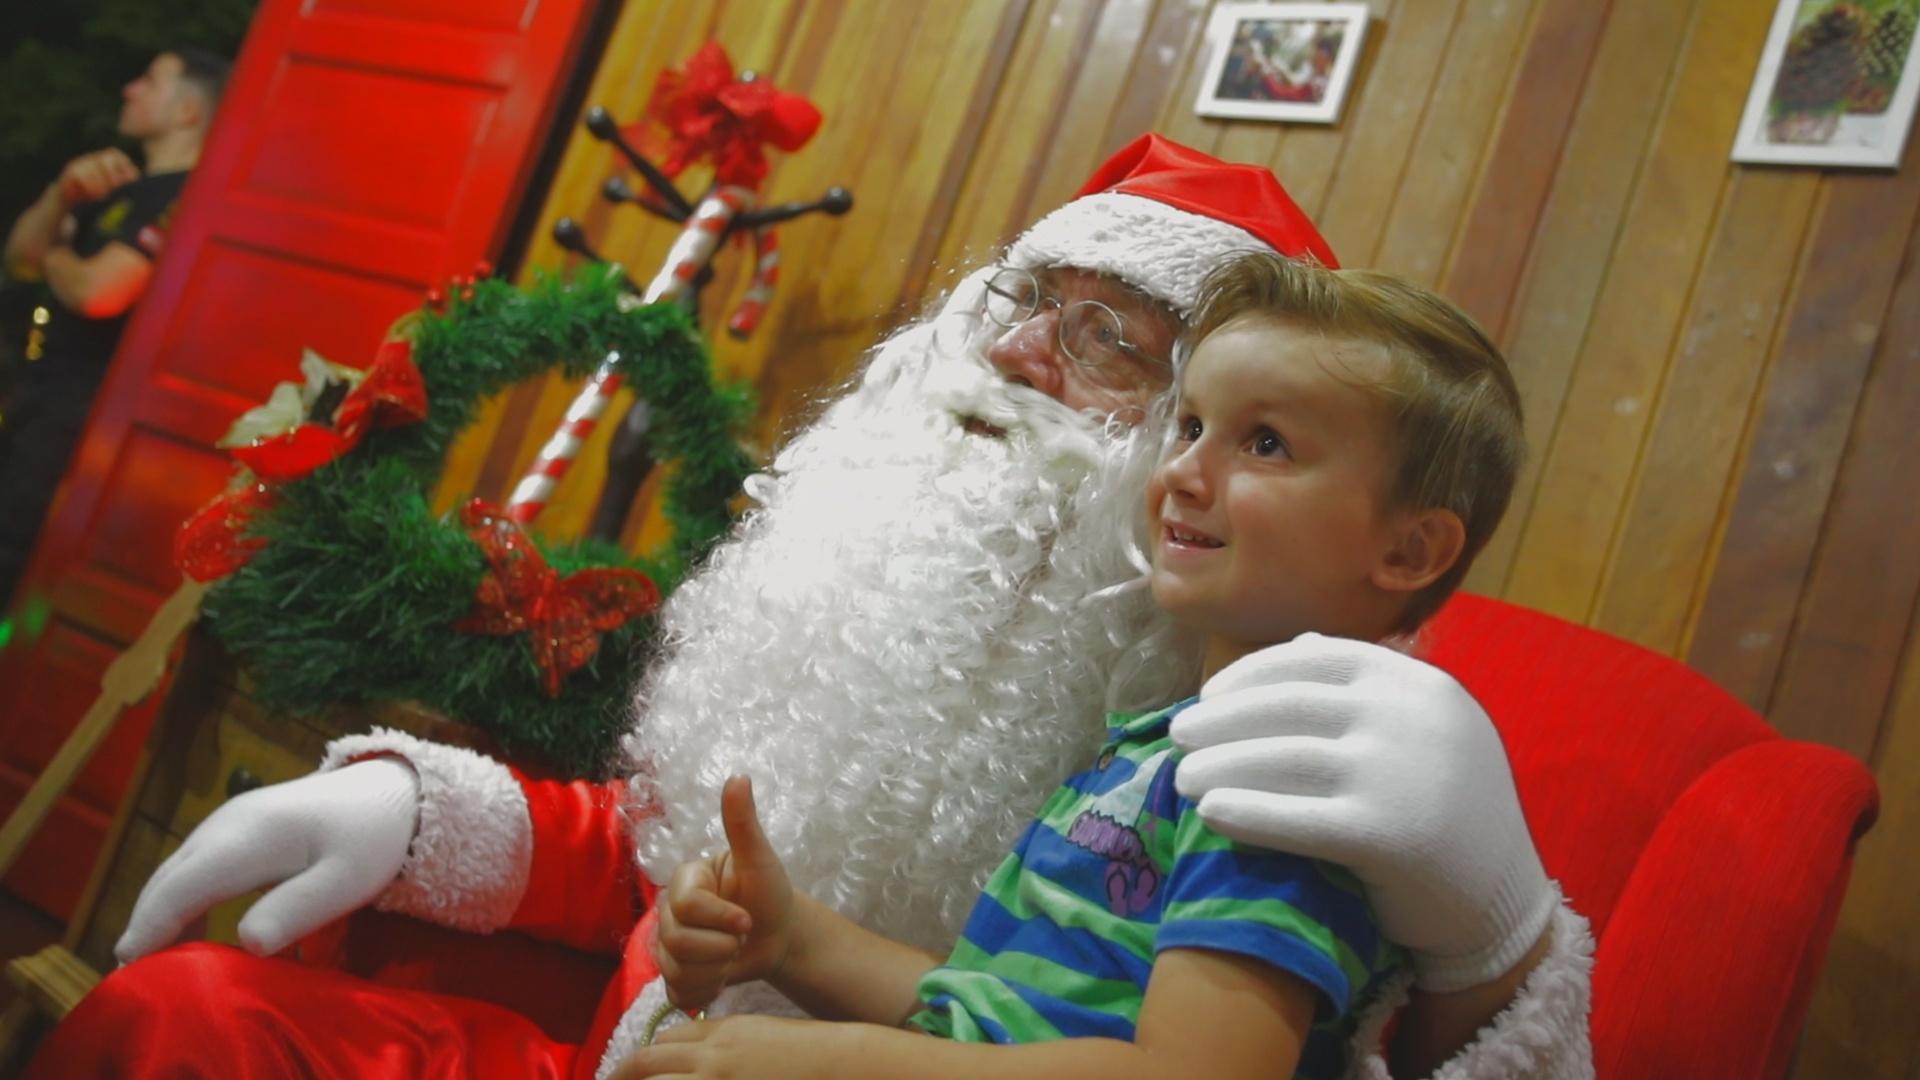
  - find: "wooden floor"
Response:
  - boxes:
[0,889,62,1079]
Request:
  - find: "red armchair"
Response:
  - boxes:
[206,591,1878,1077]
[1422,592,1879,1080]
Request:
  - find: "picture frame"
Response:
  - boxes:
[1192,3,1373,125]
[1732,0,1920,168]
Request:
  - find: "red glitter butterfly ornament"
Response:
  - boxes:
[452,500,662,697]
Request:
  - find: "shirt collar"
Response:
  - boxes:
[1105,696,1198,738]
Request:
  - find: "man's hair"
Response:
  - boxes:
[166,46,232,110]
[1185,251,1526,633]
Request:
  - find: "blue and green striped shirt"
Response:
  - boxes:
[908,699,1405,1079]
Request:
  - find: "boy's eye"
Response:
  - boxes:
[1177,415,1202,441]
[1251,429,1289,458]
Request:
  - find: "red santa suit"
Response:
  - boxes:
[29,135,1592,1080]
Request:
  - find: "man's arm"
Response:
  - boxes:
[5,149,141,280]
[5,184,69,280]
[614,946,1317,1080]
[41,243,155,319]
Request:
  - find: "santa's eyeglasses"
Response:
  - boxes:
[981,266,1173,372]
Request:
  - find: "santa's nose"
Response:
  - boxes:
[985,311,1069,403]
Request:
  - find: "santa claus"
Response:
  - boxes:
[32,136,1590,1079]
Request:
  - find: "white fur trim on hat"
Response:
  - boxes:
[1349,889,1596,1080]
[319,728,533,933]
[1006,191,1276,315]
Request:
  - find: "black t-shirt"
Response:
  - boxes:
[34,168,189,392]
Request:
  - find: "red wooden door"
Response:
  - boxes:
[0,0,603,920]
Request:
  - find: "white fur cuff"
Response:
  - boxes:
[1351,890,1595,1080]
[319,727,534,933]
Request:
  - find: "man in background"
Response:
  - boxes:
[0,46,229,612]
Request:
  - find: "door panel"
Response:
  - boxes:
[162,244,426,399]
[0,0,604,919]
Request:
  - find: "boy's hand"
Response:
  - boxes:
[56,148,140,208]
[656,776,796,1011]
[609,1015,845,1080]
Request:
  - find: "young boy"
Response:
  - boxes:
[616,251,1526,1080]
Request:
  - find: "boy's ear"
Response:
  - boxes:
[1373,508,1466,594]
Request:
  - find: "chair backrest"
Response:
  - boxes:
[1418,591,1779,938]
[1422,593,1880,1078]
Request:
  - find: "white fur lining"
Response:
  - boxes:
[1350,892,1595,1080]
[596,978,805,1079]
[1007,191,1272,315]
[319,727,533,933]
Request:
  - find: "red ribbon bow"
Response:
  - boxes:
[452,500,662,697]
[630,42,823,190]
[174,339,430,582]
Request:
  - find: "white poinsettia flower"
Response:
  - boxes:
[218,348,369,448]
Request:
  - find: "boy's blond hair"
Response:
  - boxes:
[1186,251,1525,633]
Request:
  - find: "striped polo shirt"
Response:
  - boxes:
[908,699,1405,1079]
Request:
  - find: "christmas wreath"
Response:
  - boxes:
[189,266,755,778]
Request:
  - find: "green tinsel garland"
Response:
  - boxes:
[199,268,756,778]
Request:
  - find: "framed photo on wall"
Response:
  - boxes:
[1193,3,1372,124]
[1732,0,1920,167]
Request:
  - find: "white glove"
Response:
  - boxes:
[114,757,420,963]
[1170,633,1556,992]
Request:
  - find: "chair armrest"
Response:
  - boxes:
[1591,740,1877,1080]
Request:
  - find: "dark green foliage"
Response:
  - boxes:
[201,269,756,778]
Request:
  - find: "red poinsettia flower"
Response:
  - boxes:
[230,339,428,484]
[173,338,429,582]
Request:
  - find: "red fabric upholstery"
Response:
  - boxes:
[1422,592,1879,1080]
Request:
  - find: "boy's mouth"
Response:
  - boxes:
[1163,523,1223,549]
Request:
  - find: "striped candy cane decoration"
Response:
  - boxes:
[505,186,755,525]
[726,225,780,339]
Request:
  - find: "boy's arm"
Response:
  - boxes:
[614,946,1317,1080]
[660,776,941,1021]
[763,891,943,1023]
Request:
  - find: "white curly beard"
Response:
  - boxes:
[621,293,1198,954]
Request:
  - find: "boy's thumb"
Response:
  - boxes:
[721,775,776,867]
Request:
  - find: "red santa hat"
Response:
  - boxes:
[1006,134,1337,316]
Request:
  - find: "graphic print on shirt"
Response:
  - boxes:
[1064,746,1174,915]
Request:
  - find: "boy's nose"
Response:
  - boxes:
[985,311,1068,403]
[1159,442,1212,504]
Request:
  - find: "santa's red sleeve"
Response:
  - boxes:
[317,728,650,954]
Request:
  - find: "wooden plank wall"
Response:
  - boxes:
[453,1,1920,1074]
